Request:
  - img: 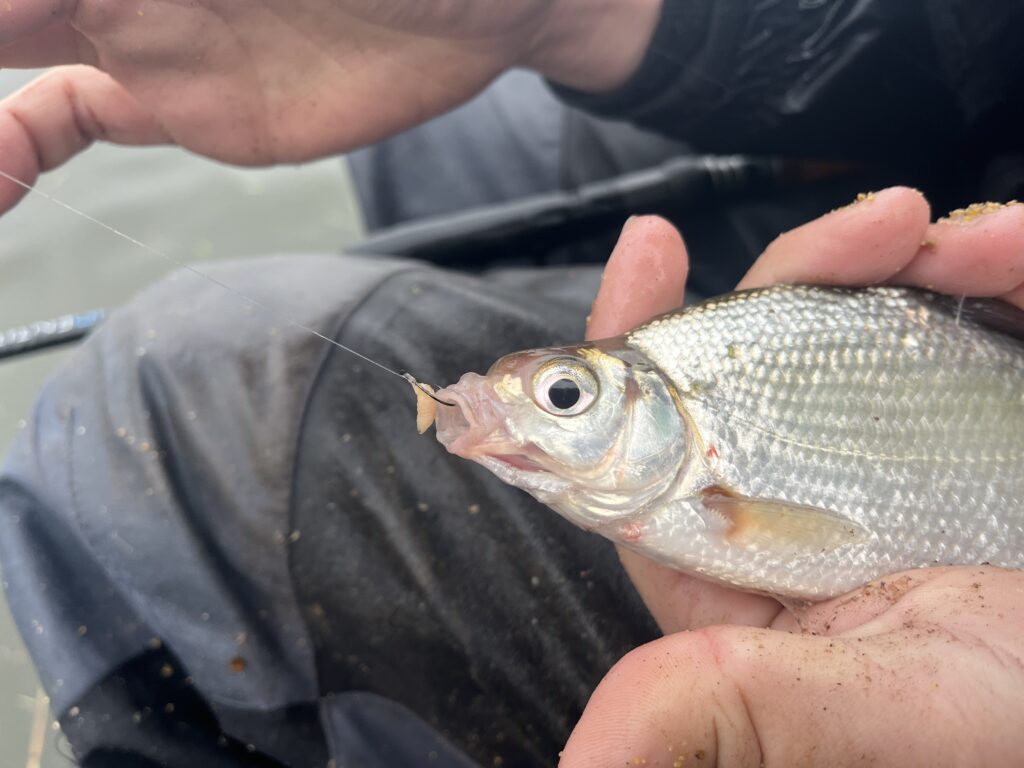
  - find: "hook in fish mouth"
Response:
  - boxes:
[401,372,456,406]
[432,375,555,479]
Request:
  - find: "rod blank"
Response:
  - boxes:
[0,310,106,361]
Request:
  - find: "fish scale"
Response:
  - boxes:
[625,285,1024,599]
[435,284,1024,600]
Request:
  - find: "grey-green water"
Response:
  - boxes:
[0,68,365,766]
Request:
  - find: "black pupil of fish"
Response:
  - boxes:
[548,378,581,410]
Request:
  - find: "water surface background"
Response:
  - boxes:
[0,68,364,767]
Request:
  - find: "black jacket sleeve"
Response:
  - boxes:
[554,0,1024,165]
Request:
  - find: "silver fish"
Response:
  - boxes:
[434,285,1024,601]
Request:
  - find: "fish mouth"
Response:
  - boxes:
[434,375,568,494]
[433,376,504,458]
[485,452,547,473]
[434,377,542,467]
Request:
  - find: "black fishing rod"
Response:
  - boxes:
[0,154,795,362]
[356,154,783,263]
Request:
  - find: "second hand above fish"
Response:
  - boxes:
[427,284,1024,601]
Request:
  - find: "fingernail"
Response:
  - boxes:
[940,200,1022,225]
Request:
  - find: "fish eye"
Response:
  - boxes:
[533,358,599,416]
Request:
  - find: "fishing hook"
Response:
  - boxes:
[401,372,457,407]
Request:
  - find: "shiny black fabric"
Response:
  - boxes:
[555,0,1024,202]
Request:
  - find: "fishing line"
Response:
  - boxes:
[0,168,454,404]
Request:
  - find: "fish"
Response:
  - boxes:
[433,284,1024,601]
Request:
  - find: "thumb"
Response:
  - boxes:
[585,217,782,633]
[560,623,1007,767]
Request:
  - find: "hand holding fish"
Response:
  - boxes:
[0,0,659,214]
[552,189,1024,766]
[588,189,1024,632]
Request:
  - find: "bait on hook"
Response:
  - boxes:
[402,372,455,435]
[402,372,456,407]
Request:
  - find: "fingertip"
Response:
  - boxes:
[618,213,687,251]
[895,202,1024,296]
[829,186,931,231]
[738,186,932,290]
[882,185,931,223]
[586,215,688,341]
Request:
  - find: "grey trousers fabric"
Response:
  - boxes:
[0,254,659,767]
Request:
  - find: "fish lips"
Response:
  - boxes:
[434,376,569,495]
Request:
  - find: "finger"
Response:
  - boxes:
[0,0,73,45]
[585,217,783,633]
[0,65,168,214]
[892,202,1024,297]
[0,22,91,67]
[777,568,948,636]
[561,621,1021,768]
[616,551,784,634]
[737,187,931,290]
[585,215,689,340]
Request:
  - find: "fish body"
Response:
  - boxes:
[435,285,1024,601]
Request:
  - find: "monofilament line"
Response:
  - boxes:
[0,168,406,380]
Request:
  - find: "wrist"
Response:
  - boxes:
[523,0,663,92]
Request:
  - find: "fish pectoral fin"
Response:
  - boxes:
[701,488,867,556]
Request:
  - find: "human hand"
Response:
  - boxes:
[0,0,660,213]
[565,189,1024,765]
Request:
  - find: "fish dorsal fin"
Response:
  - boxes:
[701,487,867,556]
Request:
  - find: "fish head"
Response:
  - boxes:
[434,342,690,527]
